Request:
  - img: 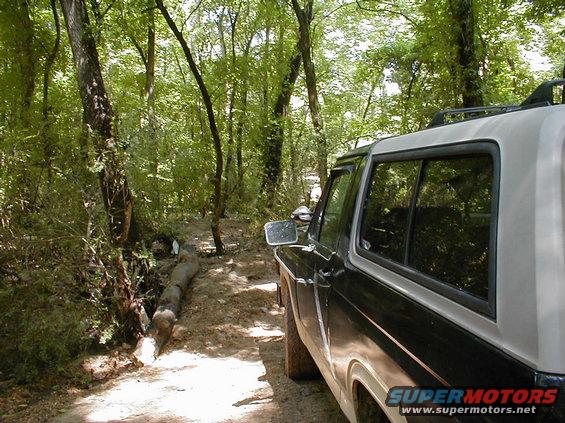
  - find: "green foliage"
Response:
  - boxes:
[0,220,87,382]
[0,277,88,382]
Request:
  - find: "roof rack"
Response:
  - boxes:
[428,105,519,128]
[428,79,565,128]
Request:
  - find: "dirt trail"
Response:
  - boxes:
[5,219,347,423]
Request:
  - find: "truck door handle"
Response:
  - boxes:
[296,278,313,285]
[315,270,332,288]
[319,268,332,278]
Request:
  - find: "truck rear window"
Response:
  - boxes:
[360,154,494,301]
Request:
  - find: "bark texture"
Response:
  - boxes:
[14,0,36,127]
[449,0,483,107]
[291,0,328,188]
[60,0,138,248]
[218,10,239,215]
[235,34,254,199]
[41,0,61,175]
[133,247,199,365]
[156,0,225,255]
[146,6,160,210]
[261,50,302,207]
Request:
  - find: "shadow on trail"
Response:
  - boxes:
[51,234,347,423]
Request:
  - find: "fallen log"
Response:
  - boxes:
[133,246,199,365]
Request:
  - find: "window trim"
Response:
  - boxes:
[355,141,500,318]
[308,166,354,257]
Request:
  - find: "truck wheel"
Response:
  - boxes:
[283,283,320,379]
[356,384,390,423]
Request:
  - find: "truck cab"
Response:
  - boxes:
[265,80,565,422]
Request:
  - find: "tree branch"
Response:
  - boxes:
[355,0,418,27]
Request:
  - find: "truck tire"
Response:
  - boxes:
[283,282,320,379]
[356,384,390,423]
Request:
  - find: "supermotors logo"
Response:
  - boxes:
[385,387,559,416]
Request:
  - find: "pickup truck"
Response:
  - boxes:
[265,80,565,422]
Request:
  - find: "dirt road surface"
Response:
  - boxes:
[2,219,348,423]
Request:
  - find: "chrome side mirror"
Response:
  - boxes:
[291,206,312,223]
[264,220,298,246]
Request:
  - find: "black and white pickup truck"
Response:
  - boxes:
[265,80,565,422]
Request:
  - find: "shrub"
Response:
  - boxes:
[0,272,89,382]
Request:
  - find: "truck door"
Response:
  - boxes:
[295,168,353,362]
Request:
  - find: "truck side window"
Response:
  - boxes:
[360,153,494,303]
[409,155,493,300]
[318,172,352,250]
[360,160,420,263]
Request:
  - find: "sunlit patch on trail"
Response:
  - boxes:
[61,351,274,422]
[252,282,278,292]
[247,322,284,338]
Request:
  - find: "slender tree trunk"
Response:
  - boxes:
[226,11,239,192]
[261,50,302,207]
[262,26,271,114]
[288,115,297,191]
[221,86,235,215]
[14,0,36,127]
[125,3,159,212]
[355,79,377,147]
[156,0,225,254]
[291,0,328,187]
[236,87,247,198]
[145,5,157,138]
[449,0,483,107]
[216,14,231,190]
[235,34,253,199]
[41,0,61,179]
[145,4,159,212]
[60,0,143,339]
[218,10,239,216]
[401,61,420,133]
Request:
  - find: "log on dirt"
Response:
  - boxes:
[133,246,199,366]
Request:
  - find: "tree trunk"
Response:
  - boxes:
[145,4,159,211]
[291,0,328,187]
[14,0,35,128]
[145,9,157,131]
[235,89,246,198]
[288,115,298,192]
[221,86,236,215]
[449,0,483,107]
[218,10,239,216]
[133,247,199,365]
[401,62,420,133]
[125,3,159,211]
[235,34,254,199]
[41,0,61,179]
[60,0,138,248]
[60,0,142,338]
[261,50,302,207]
[156,0,225,255]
